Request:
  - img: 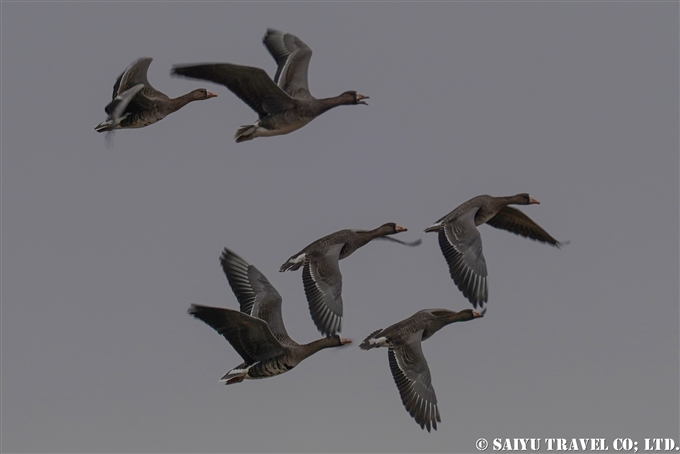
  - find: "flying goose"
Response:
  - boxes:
[279,223,422,336]
[425,193,566,308]
[361,308,485,432]
[188,248,351,384]
[171,29,368,142]
[94,57,216,132]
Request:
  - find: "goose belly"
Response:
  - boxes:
[247,358,296,379]
[257,116,313,137]
[122,111,167,129]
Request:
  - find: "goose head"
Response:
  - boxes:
[513,193,540,205]
[342,91,369,105]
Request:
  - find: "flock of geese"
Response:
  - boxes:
[95,29,566,432]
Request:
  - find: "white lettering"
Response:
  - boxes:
[492,438,542,451]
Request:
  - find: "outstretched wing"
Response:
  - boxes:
[172,63,295,117]
[112,57,152,99]
[114,57,159,109]
[486,206,563,247]
[438,208,488,307]
[188,305,286,364]
[388,331,440,432]
[262,29,313,99]
[302,243,344,336]
[219,248,289,339]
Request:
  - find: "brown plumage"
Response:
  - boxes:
[188,248,351,384]
[171,29,368,142]
[94,57,216,132]
[279,223,422,336]
[361,308,485,432]
[425,193,567,307]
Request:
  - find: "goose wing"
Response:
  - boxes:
[95,84,145,132]
[220,248,289,339]
[388,331,440,432]
[486,206,562,246]
[172,63,296,117]
[188,305,287,364]
[109,57,160,111]
[262,29,313,99]
[438,208,488,307]
[302,243,344,336]
[375,236,423,247]
[112,57,152,99]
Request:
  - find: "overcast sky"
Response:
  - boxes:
[2,2,678,453]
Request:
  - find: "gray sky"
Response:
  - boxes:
[2,2,678,453]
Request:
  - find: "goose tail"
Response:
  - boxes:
[235,125,256,143]
[279,253,306,272]
[220,367,248,385]
[360,329,387,350]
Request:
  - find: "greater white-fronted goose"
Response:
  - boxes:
[360,308,485,432]
[94,57,217,132]
[188,248,351,384]
[425,193,567,308]
[279,223,422,337]
[171,29,368,142]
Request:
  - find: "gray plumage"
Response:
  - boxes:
[360,308,485,432]
[171,29,368,142]
[279,223,422,336]
[188,248,351,385]
[425,193,566,308]
[94,57,216,132]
